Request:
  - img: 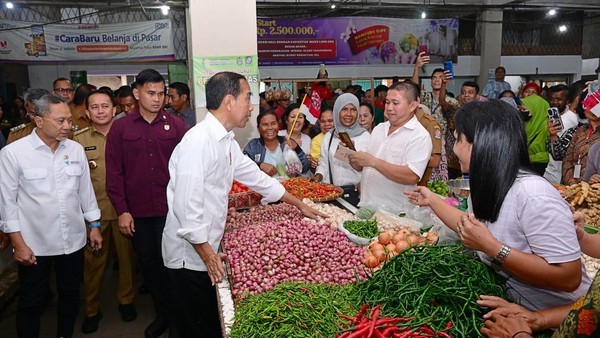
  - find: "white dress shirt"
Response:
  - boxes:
[0,130,100,256]
[359,116,432,210]
[162,113,286,272]
[315,131,370,186]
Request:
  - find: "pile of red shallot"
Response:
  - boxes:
[224,204,367,300]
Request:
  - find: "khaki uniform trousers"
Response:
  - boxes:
[83,219,135,316]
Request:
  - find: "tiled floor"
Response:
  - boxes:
[0,263,170,338]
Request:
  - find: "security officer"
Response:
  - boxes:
[6,88,49,144]
[415,104,442,186]
[73,88,137,334]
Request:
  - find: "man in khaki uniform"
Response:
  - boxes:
[415,104,442,186]
[73,89,137,334]
[6,88,48,144]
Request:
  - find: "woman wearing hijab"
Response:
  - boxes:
[312,93,369,205]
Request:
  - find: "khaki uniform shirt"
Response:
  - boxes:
[6,123,35,144]
[73,126,117,220]
[70,105,92,131]
[415,107,442,186]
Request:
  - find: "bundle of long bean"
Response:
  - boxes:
[230,282,360,338]
[356,245,507,337]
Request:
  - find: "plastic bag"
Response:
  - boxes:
[282,144,302,177]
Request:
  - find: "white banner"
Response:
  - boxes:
[0,19,174,62]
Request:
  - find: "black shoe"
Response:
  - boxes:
[139,285,150,295]
[144,318,169,338]
[118,303,138,322]
[81,312,103,334]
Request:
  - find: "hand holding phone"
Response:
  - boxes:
[338,132,356,151]
[547,107,563,133]
[443,61,454,80]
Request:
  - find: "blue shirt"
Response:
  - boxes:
[482,80,511,99]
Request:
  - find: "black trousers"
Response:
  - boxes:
[131,216,174,326]
[168,268,222,338]
[16,248,83,338]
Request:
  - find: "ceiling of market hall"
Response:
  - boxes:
[5,0,600,18]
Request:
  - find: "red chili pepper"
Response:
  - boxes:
[340,314,355,322]
[395,330,413,338]
[444,321,453,331]
[347,326,370,338]
[368,306,381,338]
[373,329,385,338]
[338,332,351,338]
[355,304,370,324]
[381,325,399,336]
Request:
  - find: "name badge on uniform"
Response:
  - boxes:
[84,146,96,151]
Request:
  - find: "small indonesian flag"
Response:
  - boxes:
[583,87,600,118]
[300,94,320,124]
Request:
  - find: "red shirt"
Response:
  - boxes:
[106,110,188,217]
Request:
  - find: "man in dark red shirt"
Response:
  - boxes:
[106,69,188,338]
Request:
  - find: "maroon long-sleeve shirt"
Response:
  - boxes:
[106,110,188,217]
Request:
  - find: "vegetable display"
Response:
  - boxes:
[224,210,367,300]
[282,177,343,201]
[344,219,379,239]
[356,245,507,337]
[303,198,357,229]
[230,282,360,338]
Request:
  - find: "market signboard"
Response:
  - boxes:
[0,19,174,62]
[257,17,458,66]
[193,55,260,109]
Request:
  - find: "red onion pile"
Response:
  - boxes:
[226,203,305,231]
[223,206,367,300]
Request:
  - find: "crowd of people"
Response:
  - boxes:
[0,60,599,338]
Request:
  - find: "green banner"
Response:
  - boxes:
[193,55,259,108]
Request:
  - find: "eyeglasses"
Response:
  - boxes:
[54,88,74,93]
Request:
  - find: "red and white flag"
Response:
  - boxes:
[299,94,320,124]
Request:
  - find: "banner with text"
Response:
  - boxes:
[0,19,174,62]
[257,17,458,66]
[193,56,260,108]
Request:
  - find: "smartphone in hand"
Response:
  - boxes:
[418,45,429,56]
[443,61,454,80]
[547,107,563,132]
[338,132,356,151]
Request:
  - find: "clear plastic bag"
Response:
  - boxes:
[282,144,302,177]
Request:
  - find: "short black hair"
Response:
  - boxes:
[116,86,135,99]
[359,103,374,117]
[462,81,480,94]
[400,80,421,98]
[135,69,165,87]
[431,68,445,78]
[85,87,117,109]
[548,84,570,101]
[52,77,71,89]
[498,90,516,99]
[169,82,190,99]
[374,84,388,96]
[495,66,506,73]
[73,84,97,105]
[205,71,246,110]
[388,81,419,102]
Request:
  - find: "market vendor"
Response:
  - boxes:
[161,71,326,338]
[405,100,590,311]
[312,93,370,206]
[349,81,432,211]
[242,110,309,177]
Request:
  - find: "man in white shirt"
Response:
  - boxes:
[545,84,579,183]
[0,94,102,338]
[161,71,325,338]
[350,81,432,211]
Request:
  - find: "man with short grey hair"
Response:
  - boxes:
[0,93,102,338]
[7,88,50,144]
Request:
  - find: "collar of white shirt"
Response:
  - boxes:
[384,115,419,136]
[30,127,67,151]
[205,112,235,141]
